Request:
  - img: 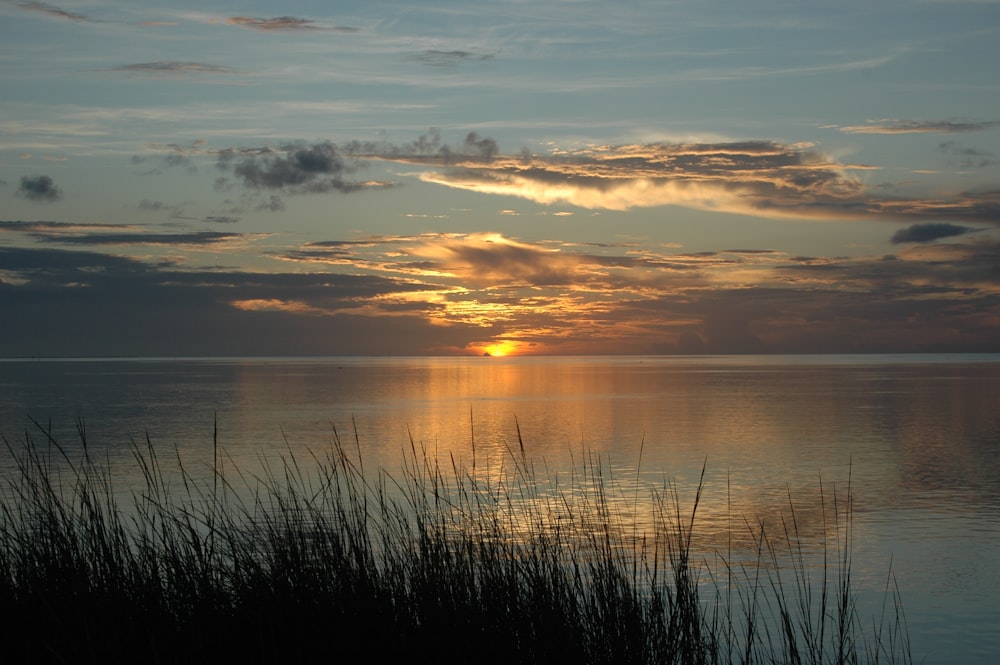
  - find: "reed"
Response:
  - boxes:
[0,419,912,664]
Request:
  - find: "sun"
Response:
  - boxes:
[480,340,517,357]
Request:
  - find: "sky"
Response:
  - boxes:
[1,0,999,357]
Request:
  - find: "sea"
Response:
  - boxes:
[1,354,998,663]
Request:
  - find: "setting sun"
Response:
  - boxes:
[480,340,518,357]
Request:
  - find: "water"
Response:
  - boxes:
[1,354,998,663]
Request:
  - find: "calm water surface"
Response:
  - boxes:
[1,354,998,663]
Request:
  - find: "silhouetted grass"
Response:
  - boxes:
[0,419,912,664]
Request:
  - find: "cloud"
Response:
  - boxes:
[411,50,496,66]
[890,222,976,244]
[29,229,244,246]
[342,128,499,163]
[107,62,235,76]
[256,194,285,212]
[16,175,62,202]
[413,141,862,214]
[0,220,123,234]
[138,199,174,212]
[0,246,471,356]
[2,219,244,245]
[224,16,358,32]
[401,140,1000,225]
[938,141,997,169]
[837,119,999,134]
[413,233,585,288]
[216,141,396,196]
[131,146,199,174]
[142,131,497,205]
[15,1,92,22]
[4,223,1000,355]
[227,16,317,30]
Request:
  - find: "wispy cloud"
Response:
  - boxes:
[411,49,496,66]
[14,1,92,22]
[836,119,999,134]
[106,61,235,76]
[226,15,357,32]
[227,16,317,31]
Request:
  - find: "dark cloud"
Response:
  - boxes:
[203,215,240,224]
[0,246,469,357]
[890,223,976,244]
[838,119,999,134]
[17,175,62,202]
[220,143,343,189]
[32,230,242,246]
[458,132,498,161]
[16,1,92,22]
[216,141,395,197]
[412,50,496,66]
[107,62,234,75]
[1,220,122,234]
[139,132,495,207]
[3,219,242,246]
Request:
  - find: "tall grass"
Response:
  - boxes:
[0,419,911,664]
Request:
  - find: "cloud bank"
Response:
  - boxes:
[394,139,1000,225]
